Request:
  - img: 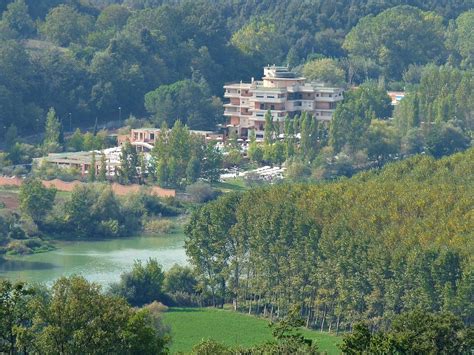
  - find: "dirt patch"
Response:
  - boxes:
[0,176,175,198]
[0,193,19,210]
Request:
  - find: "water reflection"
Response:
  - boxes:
[0,259,58,272]
[0,234,187,285]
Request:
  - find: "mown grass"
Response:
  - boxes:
[212,178,248,192]
[162,307,342,354]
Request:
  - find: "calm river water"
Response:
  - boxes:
[0,233,187,286]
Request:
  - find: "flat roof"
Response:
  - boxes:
[224,83,252,89]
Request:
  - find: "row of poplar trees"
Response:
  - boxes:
[247,110,326,166]
[185,148,474,332]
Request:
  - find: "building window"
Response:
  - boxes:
[260,104,265,109]
[270,105,275,110]
[150,133,155,140]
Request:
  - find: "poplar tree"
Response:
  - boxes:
[284,114,295,158]
[98,152,107,182]
[119,140,138,184]
[299,112,311,159]
[263,110,274,145]
[88,151,96,182]
[44,107,62,153]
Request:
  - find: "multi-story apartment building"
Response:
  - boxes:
[224,66,344,139]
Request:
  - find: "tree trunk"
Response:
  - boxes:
[306,307,311,328]
[320,306,327,332]
[336,314,341,335]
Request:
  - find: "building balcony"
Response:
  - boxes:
[249,96,286,103]
[224,91,241,98]
[314,109,335,121]
[251,112,286,121]
[224,109,240,116]
[314,94,343,102]
[286,100,314,111]
[250,108,286,114]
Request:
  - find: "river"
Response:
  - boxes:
[0,233,187,286]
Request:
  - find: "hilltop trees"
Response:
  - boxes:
[39,5,94,46]
[231,17,286,65]
[0,0,34,39]
[0,0,472,140]
[144,79,222,130]
[343,6,446,79]
[447,10,474,68]
[302,58,346,86]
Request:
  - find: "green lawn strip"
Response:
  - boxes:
[212,178,248,192]
[162,307,342,354]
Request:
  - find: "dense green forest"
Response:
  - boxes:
[185,148,474,331]
[0,0,473,137]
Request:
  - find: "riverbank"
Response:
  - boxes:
[0,232,188,285]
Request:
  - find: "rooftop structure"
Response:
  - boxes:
[224,66,344,138]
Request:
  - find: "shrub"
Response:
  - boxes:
[167,292,201,307]
[185,182,219,203]
[191,339,232,355]
[6,241,32,255]
[144,218,175,234]
[109,258,166,306]
[164,264,197,295]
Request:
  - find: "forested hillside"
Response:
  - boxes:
[0,0,473,136]
[185,148,474,330]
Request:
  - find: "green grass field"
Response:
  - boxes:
[162,308,342,354]
[212,178,248,192]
